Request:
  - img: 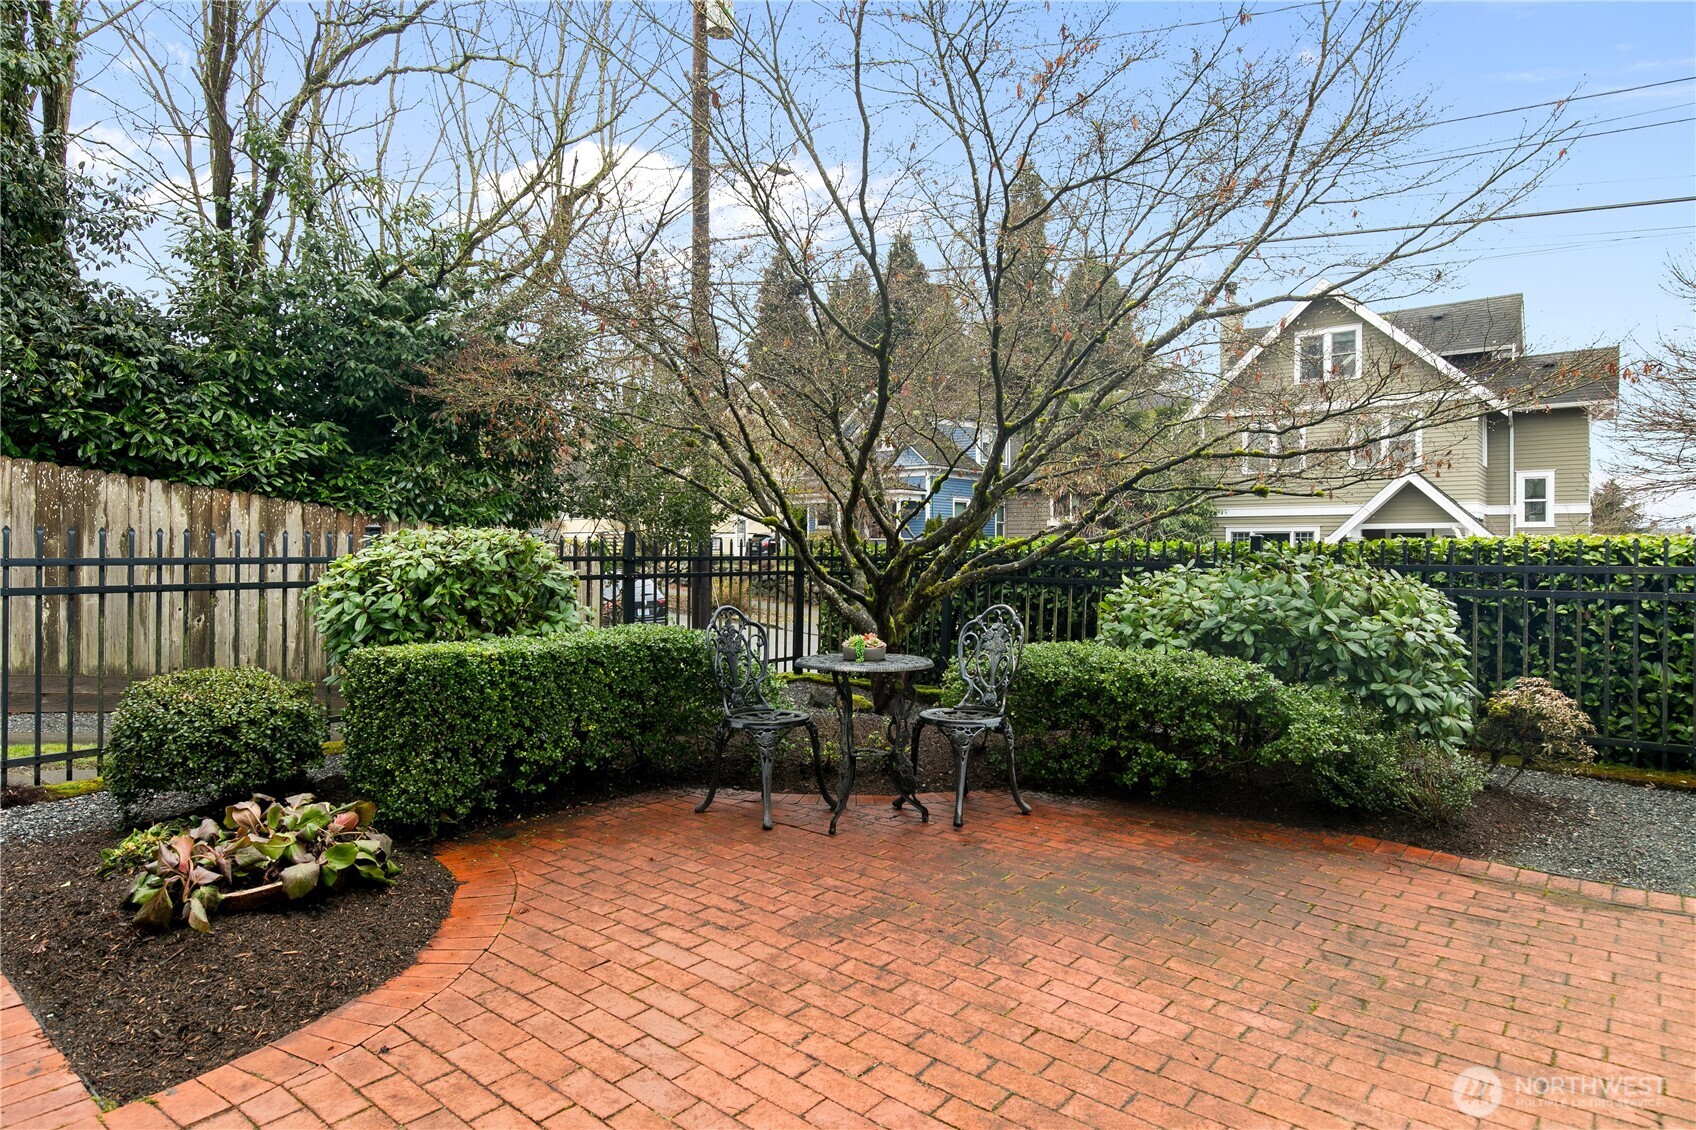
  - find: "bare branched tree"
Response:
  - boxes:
[574,0,1583,643]
[1609,260,1696,507]
[84,0,651,300]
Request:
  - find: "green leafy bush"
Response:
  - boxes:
[309,527,586,668]
[341,625,718,829]
[1260,686,1486,821]
[1475,677,1598,779]
[948,642,1295,791]
[942,642,1483,819]
[1098,558,1475,747]
[123,794,398,933]
[105,668,328,809]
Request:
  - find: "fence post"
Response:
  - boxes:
[690,544,712,630]
[621,530,638,626]
[790,542,807,665]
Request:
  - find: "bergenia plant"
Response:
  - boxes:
[125,794,398,933]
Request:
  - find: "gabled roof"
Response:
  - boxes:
[1383,294,1524,358]
[1325,474,1490,542]
[1474,347,1620,407]
[1218,282,1506,411]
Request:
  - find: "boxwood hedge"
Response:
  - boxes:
[944,641,1484,820]
[340,625,718,829]
[105,667,328,810]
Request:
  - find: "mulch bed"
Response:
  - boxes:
[0,827,456,1106]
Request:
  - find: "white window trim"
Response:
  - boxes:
[1480,417,1489,468]
[1347,423,1374,469]
[951,498,969,518]
[1379,415,1423,466]
[1293,323,1362,383]
[1516,470,1555,528]
[1241,428,1279,475]
[1226,528,1321,545]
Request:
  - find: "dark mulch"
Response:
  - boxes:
[0,828,457,1106]
[1,784,53,808]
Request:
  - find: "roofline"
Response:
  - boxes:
[1324,473,1490,542]
[1214,281,1508,413]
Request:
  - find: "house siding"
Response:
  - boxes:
[1209,293,1597,542]
[1363,486,1457,529]
[1510,408,1591,534]
[1004,493,1049,539]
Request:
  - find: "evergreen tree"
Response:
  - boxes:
[1590,479,1649,534]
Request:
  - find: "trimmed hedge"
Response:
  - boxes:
[341,625,718,829]
[822,534,1696,767]
[105,667,328,810]
[944,642,1484,819]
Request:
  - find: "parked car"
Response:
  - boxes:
[601,578,667,624]
[746,534,781,558]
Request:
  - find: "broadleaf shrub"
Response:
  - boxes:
[942,642,1483,819]
[122,794,398,933]
[105,668,328,810]
[1475,677,1598,778]
[1098,558,1475,747]
[341,625,718,829]
[308,527,586,668]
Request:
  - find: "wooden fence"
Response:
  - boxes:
[2,457,397,696]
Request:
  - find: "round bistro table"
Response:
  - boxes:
[794,652,933,835]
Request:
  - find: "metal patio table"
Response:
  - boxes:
[795,652,933,835]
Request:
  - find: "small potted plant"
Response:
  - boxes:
[841,633,887,662]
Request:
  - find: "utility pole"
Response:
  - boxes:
[691,0,733,355]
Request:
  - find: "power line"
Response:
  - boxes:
[1395,115,1696,169]
[1244,195,1696,247]
[1427,75,1696,127]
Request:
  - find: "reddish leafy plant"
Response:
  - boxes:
[125,794,398,933]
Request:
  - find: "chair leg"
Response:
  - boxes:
[1002,721,1031,815]
[944,726,975,829]
[696,722,731,813]
[895,718,927,811]
[752,728,781,831]
[805,721,833,810]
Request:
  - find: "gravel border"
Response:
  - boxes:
[0,756,349,845]
[1469,768,1696,895]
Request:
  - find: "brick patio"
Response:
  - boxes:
[6,790,1694,1129]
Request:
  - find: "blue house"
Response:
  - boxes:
[801,423,1006,542]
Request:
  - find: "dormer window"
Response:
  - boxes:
[1294,326,1359,382]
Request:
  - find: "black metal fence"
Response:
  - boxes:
[2,527,821,783]
[885,538,1696,770]
[8,526,1693,783]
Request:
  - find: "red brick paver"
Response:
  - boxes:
[5,790,1694,1128]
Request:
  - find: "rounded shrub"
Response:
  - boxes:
[308,527,586,668]
[105,667,328,809]
[1475,677,1598,779]
[1098,558,1476,747]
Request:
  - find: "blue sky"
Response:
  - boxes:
[1365,2,1693,354]
[1345,2,1694,513]
[71,1,1694,510]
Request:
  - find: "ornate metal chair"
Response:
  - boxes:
[908,604,1031,828]
[699,605,829,830]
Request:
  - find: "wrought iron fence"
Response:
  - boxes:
[2,526,821,783]
[7,525,1692,782]
[2,525,366,784]
[878,537,1696,770]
